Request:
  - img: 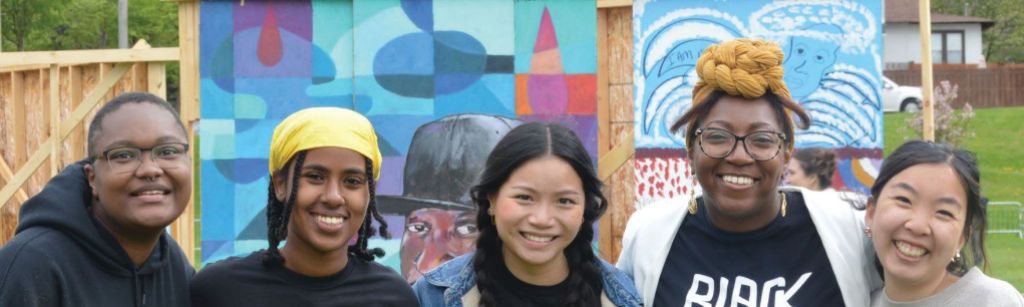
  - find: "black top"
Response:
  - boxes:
[0,161,194,307]
[486,258,568,307]
[190,251,417,307]
[653,191,845,307]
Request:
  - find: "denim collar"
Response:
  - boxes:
[421,252,642,307]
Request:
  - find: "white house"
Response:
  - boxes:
[884,0,994,69]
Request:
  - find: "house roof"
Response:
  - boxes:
[886,0,995,29]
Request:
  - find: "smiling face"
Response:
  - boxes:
[689,96,790,232]
[399,208,478,283]
[489,156,584,279]
[276,147,369,259]
[866,163,967,292]
[85,103,192,236]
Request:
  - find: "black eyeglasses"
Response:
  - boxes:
[91,143,190,174]
[694,127,786,161]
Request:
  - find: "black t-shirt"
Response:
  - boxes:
[653,191,845,307]
[487,259,568,307]
[190,251,417,307]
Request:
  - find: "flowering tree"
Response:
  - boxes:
[901,80,975,146]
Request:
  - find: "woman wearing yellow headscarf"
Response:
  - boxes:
[616,39,882,306]
[191,107,417,306]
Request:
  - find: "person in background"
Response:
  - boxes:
[190,107,416,306]
[616,38,881,307]
[413,122,642,307]
[865,140,1023,307]
[786,147,837,191]
[0,92,195,306]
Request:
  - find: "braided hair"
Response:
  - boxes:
[669,39,811,150]
[262,152,390,266]
[469,122,608,307]
[793,148,837,190]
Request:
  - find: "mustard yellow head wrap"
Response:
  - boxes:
[691,38,797,149]
[269,107,382,180]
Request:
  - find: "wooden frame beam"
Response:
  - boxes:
[0,47,178,67]
[597,0,630,8]
[0,62,133,209]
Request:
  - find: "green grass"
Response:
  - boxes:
[884,106,1024,291]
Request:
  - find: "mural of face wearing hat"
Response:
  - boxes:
[377,114,522,284]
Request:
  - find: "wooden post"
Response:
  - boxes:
[50,65,61,175]
[11,72,26,173]
[177,0,201,266]
[919,0,935,141]
[596,7,614,260]
[148,63,167,100]
[69,66,85,160]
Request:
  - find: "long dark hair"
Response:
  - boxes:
[263,153,390,266]
[869,140,985,275]
[469,122,608,307]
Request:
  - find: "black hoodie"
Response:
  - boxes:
[0,160,193,307]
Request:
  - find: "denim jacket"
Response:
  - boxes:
[413,253,642,307]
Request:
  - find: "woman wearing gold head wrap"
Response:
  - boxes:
[616,39,882,307]
[190,107,417,306]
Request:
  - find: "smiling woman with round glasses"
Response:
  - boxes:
[0,92,194,306]
[617,39,882,307]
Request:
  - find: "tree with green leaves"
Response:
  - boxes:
[932,0,1024,63]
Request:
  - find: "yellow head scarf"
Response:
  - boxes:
[691,38,796,148]
[268,107,382,180]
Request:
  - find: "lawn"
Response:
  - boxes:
[884,106,1024,291]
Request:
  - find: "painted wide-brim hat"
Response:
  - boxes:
[376,114,522,215]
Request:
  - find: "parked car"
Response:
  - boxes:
[881,76,923,112]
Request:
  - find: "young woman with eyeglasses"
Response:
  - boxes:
[0,92,194,306]
[616,39,882,307]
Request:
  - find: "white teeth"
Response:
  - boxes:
[316,215,345,225]
[722,175,754,185]
[139,190,164,195]
[895,241,927,257]
[523,233,555,242]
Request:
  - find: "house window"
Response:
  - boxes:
[931,31,964,64]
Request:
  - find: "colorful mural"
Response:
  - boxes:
[633,0,884,208]
[198,0,597,283]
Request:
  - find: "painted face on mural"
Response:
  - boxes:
[399,208,478,283]
[276,147,370,260]
[689,96,791,232]
[85,103,192,235]
[783,25,841,100]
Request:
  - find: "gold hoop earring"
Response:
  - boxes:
[688,193,698,215]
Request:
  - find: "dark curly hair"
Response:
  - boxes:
[793,147,837,190]
[469,121,608,306]
[262,152,389,266]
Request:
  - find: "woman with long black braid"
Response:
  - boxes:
[191,107,416,306]
[413,122,641,307]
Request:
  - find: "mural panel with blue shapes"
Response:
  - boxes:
[199,0,596,283]
[631,0,884,208]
